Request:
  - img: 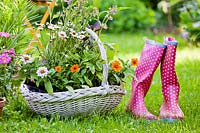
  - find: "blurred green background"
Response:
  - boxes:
[100,0,200,46]
[32,0,200,46]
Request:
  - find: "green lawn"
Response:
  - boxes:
[0,32,200,132]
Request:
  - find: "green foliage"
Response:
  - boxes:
[179,0,200,46]
[99,0,156,32]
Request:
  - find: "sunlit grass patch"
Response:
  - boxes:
[0,32,199,132]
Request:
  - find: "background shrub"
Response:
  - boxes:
[179,0,200,46]
[99,0,156,32]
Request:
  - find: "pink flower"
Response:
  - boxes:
[0,32,10,38]
[0,54,11,64]
[2,48,16,57]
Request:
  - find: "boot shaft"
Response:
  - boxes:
[161,37,180,102]
[136,39,166,82]
[131,40,166,99]
[133,39,167,96]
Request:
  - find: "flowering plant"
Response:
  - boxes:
[17,0,137,94]
[108,58,138,85]
[0,32,17,97]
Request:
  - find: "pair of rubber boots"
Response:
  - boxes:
[127,37,184,120]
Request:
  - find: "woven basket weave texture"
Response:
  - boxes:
[21,84,125,116]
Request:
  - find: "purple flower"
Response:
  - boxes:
[41,58,48,65]
[82,19,85,24]
[109,6,117,15]
[0,53,11,64]
[62,0,71,5]
[92,21,101,30]
[0,32,10,38]
[2,48,16,57]
[182,31,189,39]
[86,24,91,29]
[67,0,71,5]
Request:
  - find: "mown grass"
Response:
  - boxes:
[0,32,200,133]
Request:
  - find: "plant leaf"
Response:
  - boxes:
[36,80,40,87]
[86,63,95,74]
[44,80,53,94]
[81,85,90,89]
[65,86,74,94]
[30,73,37,80]
[84,76,93,87]
[113,74,121,84]
[96,73,103,81]
[117,7,130,11]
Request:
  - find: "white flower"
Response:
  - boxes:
[54,25,61,29]
[50,35,56,40]
[70,30,78,37]
[79,31,86,34]
[58,31,67,39]
[78,35,85,40]
[67,22,73,27]
[47,24,56,30]
[36,67,49,78]
[34,22,44,30]
[21,54,33,64]
[47,24,61,30]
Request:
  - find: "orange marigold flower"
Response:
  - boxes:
[55,66,62,72]
[112,61,122,72]
[70,64,80,73]
[131,58,138,67]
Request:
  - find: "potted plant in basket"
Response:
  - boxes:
[17,0,138,116]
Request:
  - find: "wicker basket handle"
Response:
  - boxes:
[85,28,109,88]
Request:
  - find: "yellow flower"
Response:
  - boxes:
[55,66,62,72]
[131,58,138,67]
[70,64,80,73]
[112,61,122,72]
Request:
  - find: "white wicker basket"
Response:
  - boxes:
[20,28,126,116]
[20,84,125,116]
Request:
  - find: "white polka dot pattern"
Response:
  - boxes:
[127,40,166,120]
[159,37,184,119]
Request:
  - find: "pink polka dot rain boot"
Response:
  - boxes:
[127,39,166,120]
[159,37,184,120]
